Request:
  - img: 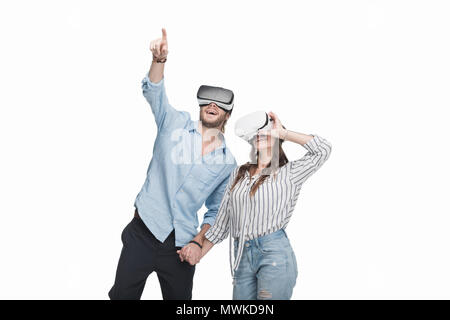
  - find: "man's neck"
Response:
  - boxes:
[198,121,223,155]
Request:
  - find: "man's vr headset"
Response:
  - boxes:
[234,111,273,143]
[197,85,234,112]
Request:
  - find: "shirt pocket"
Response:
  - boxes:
[190,163,221,187]
[203,163,224,181]
[176,164,220,207]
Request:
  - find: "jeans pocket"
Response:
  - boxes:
[290,250,298,282]
[260,236,289,254]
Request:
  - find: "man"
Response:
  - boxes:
[108,28,237,300]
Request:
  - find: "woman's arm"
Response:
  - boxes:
[267,111,314,145]
[200,239,215,259]
[196,168,238,262]
[281,130,314,146]
[267,112,332,185]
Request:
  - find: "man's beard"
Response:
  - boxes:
[200,112,227,129]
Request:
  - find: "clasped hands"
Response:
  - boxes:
[177,242,202,266]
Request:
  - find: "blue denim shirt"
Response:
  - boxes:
[134,76,237,247]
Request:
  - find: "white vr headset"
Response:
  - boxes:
[234,111,273,143]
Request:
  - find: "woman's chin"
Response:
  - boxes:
[256,144,270,152]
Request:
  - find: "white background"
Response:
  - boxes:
[0,0,449,299]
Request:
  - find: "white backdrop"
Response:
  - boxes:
[0,0,449,299]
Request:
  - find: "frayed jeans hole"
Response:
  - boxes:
[258,289,272,299]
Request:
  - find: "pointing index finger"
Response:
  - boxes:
[161,28,167,41]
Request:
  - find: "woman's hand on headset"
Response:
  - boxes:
[260,111,288,140]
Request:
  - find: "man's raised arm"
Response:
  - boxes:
[142,28,185,131]
[149,28,168,82]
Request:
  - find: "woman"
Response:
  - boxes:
[201,111,332,300]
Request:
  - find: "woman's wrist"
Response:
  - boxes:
[279,128,289,140]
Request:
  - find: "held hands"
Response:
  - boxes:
[150,28,168,62]
[177,243,202,266]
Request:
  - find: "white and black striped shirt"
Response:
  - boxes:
[204,134,332,276]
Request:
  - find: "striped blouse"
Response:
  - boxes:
[204,134,332,277]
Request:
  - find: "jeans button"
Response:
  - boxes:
[245,243,250,248]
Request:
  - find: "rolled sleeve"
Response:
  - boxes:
[205,222,229,245]
[201,172,230,229]
[203,167,238,244]
[142,75,164,89]
[290,134,332,185]
[141,75,183,131]
[201,215,217,230]
[204,198,230,245]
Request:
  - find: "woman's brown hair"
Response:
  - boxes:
[230,137,289,197]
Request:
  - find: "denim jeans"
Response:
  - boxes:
[232,229,298,300]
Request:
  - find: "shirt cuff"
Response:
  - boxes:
[302,134,323,154]
[141,75,164,90]
[204,228,223,245]
[201,216,216,230]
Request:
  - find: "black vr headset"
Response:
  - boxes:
[197,85,234,112]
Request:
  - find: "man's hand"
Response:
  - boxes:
[177,243,202,266]
[176,224,210,266]
[150,28,168,62]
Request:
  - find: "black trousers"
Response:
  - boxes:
[108,215,195,300]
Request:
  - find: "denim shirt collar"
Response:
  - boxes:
[188,120,227,153]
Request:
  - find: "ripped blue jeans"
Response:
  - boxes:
[232,229,298,300]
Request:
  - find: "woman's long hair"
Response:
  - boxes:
[230,136,289,197]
